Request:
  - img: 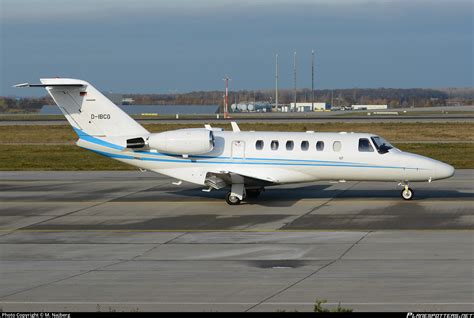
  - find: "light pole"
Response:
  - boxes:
[223,75,231,119]
[275,53,279,111]
[293,51,297,111]
[311,49,314,111]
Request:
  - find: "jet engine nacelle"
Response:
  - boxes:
[147,128,214,155]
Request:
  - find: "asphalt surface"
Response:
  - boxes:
[1,114,474,125]
[0,171,473,312]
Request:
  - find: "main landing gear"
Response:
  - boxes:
[225,186,263,205]
[225,192,241,205]
[400,183,414,200]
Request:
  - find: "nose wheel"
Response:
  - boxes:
[401,185,414,200]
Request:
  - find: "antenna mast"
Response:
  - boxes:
[311,49,314,111]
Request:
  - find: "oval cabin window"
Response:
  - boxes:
[301,141,309,151]
[316,141,324,151]
[271,140,279,150]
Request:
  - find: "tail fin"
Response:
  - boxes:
[39,78,148,137]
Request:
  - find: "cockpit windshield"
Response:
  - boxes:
[371,136,394,154]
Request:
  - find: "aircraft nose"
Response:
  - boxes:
[435,161,455,180]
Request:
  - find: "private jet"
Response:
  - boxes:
[15,78,455,205]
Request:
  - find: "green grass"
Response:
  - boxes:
[0,143,472,170]
[1,122,473,144]
[394,143,474,169]
[0,145,130,170]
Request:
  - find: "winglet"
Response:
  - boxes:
[231,121,241,132]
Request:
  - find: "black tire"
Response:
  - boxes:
[401,188,414,200]
[225,192,241,205]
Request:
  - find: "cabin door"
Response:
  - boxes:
[231,140,245,159]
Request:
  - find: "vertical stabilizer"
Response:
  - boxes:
[40,78,148,137]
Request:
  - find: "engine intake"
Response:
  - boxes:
[126,137,146,149]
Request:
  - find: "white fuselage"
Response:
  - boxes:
[77,129,455,186]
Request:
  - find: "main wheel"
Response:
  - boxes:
[401,187,414,200]
[225,192,241,205]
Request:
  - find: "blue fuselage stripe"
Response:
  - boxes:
[76,128,414,170]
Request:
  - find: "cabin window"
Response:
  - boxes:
[271,140,279,150]
[301,140,309,151]
[316,141,324,151]
[358,138,374,152]
[333,141,342,152]
[286,140,294,150]
[255,140,264,150]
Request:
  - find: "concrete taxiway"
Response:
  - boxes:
[1,115,474,126]
[0,171,473,312]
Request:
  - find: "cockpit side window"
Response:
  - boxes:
[371,136,393,154]
[358,138,374,152]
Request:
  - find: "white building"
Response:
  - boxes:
[290,102,330,112]
[352,104,388,110]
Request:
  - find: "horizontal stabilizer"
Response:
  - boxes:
[13,83,85,88]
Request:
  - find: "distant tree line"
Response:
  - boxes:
[1,87,473,113]
[0,96,53,113]
[127,87,473,108]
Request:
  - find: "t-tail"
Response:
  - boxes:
[15,78,149,140]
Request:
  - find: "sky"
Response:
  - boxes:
[1,0,472,96]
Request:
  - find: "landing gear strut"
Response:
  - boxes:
[400,184,414,200]
[225,182,245,205]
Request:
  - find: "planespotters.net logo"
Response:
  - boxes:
[407,314,474,318]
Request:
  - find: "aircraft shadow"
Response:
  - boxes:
[166,186,474,207]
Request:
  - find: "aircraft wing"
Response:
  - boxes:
[205,170,277,190]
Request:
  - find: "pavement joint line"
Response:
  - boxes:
[161,232,192,245]
[1,199,473,204]
[0,259,125,301]
[0,301,473,306]
[244,229,372,312]
[280,182,360,230]
[9,183,165,231]
[125,232,189,260]
[0,229,473,233]
[0,301,472,305]
[244,258,339,312]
